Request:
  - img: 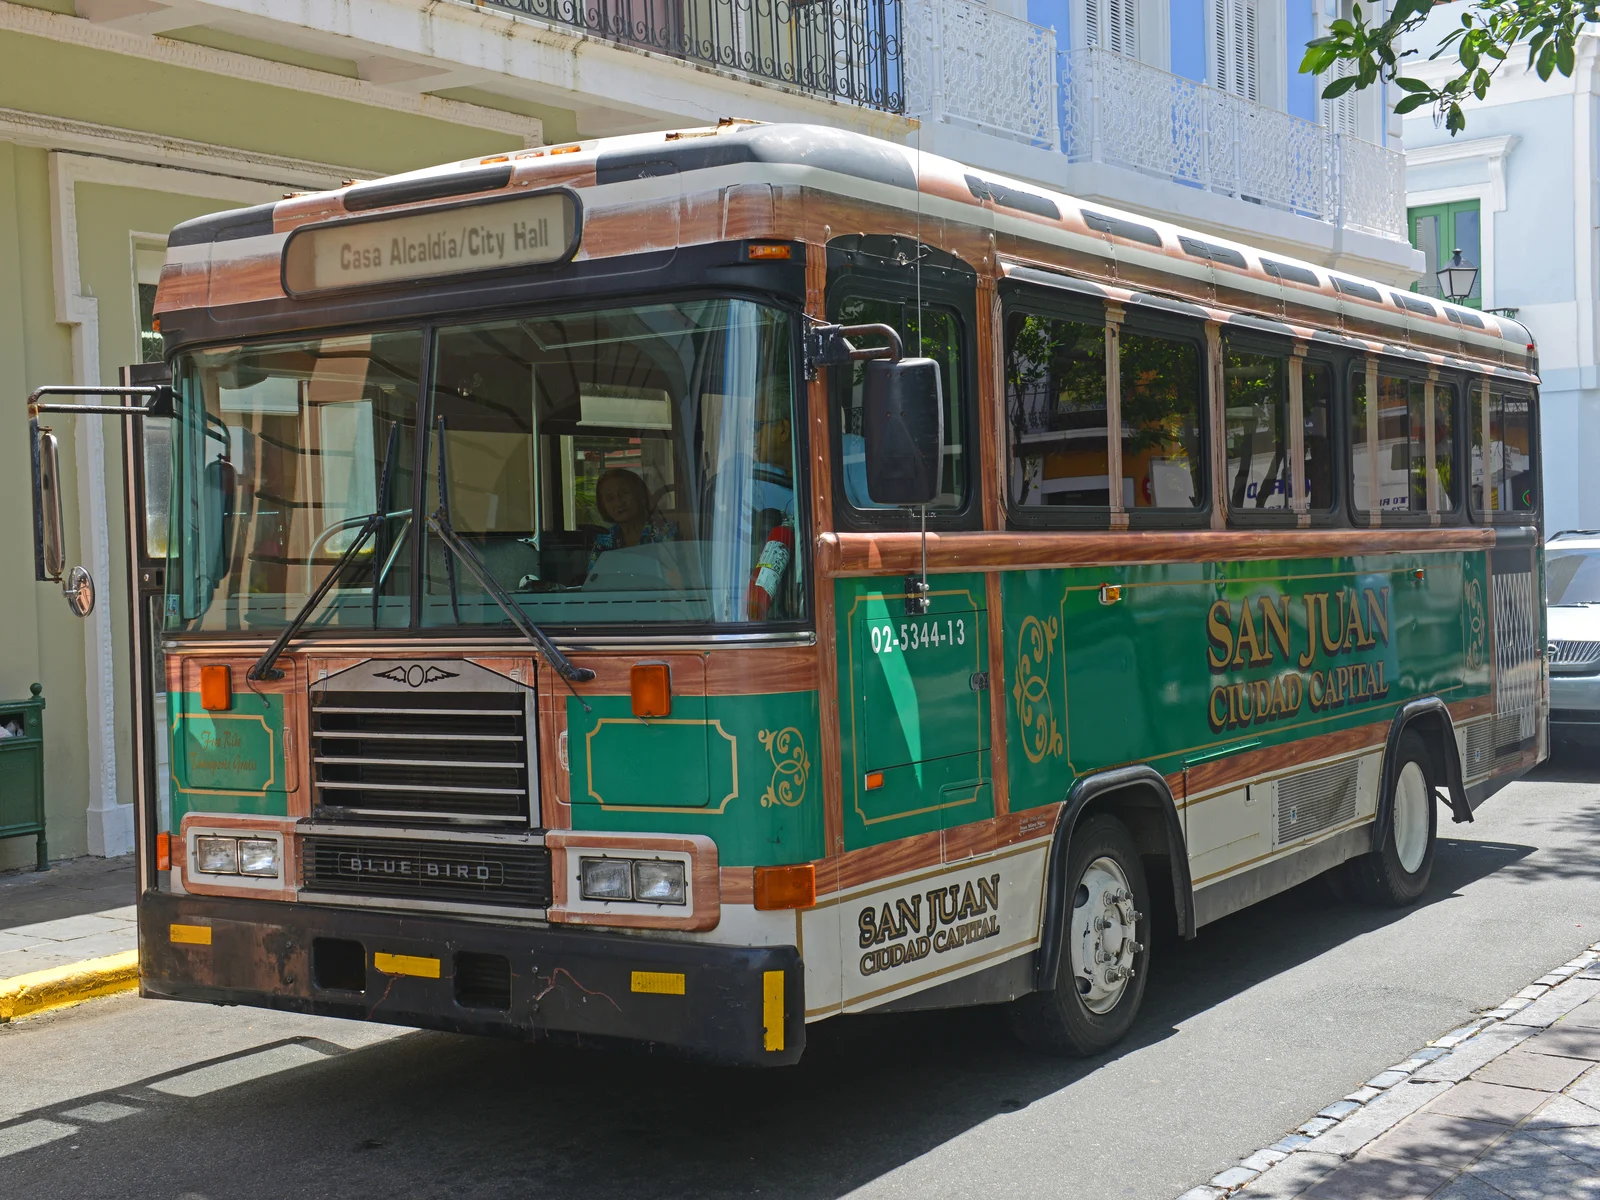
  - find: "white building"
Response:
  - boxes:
[1403,10,1595,533]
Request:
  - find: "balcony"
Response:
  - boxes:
[1061,46,1405,238]
[901,0,1407,244]
[479,0,906,112]
[903,0,1058,146]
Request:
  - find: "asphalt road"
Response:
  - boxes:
[5,749,1600,1200]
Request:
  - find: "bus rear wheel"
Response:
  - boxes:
[1009,814,1151,1056]
[1341,731,1438,906]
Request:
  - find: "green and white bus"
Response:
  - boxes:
[26,122,1543,1064]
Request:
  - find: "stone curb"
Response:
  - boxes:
[0,950,139,1023]
[1172,940,1600,1200]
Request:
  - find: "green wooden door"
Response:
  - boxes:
[1409,201,1482,308]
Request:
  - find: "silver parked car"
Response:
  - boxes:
[1548,530,1600,745]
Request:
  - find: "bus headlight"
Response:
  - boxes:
[633,860,687,905]
[195,835,238,875]
[238,838,282,878]
[580,857,633,901]
[579,856,688,905]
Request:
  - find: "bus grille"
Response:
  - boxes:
[301,835,552,909]
[311,689,530,825]
[1274,759,1359,847]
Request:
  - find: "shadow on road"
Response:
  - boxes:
[0,807,1559,1200]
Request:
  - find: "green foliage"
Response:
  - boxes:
[1299,0,1600,135]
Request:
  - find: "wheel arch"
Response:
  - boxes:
[1375,698,1471,855]
[1033,766,1195,993]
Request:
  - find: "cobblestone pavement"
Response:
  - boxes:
[1181,946,1600,1200]
[0,857,136,979]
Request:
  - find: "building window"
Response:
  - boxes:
[1086,0,1138,55]
[134,241,166,363]
[1408,201,1482,307]
[1212,0,1259,101]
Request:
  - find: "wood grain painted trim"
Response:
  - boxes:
[819,527,1496,576]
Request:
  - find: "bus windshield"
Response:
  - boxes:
[167,297,803,632]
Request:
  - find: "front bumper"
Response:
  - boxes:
[138,891,804,1066]
[1550,674,1600,743]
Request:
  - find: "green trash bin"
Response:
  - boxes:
[0,683,47,871]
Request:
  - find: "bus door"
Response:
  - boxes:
[121,362,173,895]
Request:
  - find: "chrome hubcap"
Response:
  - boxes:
[1394,761,1430,874]
[1069,856,1142,1014]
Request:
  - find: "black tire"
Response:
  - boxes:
[1341,730,1438,906]
[1009,814,1151,1056]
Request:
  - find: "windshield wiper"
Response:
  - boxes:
[426,511,595,685]
[247,510,397,682]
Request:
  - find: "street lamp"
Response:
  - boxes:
[1437,248,1479,303]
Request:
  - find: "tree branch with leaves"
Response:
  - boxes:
[1301,0,1598,134]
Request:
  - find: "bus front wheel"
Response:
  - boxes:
[1341,730,1438,906]
[1009,814,1151,1056]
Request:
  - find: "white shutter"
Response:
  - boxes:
[1322,57,1359,133]
[1087,0,1137,56]
[1213,0,1260,100]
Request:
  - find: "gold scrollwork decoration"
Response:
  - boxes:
[759,727,811,808]
[1464,576,1488,670]
[1014,615,1064,764]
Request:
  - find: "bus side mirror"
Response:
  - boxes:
[862,357,943,507]
[204,456,236,585]
[30,420,96,617]
[31,421,66,583]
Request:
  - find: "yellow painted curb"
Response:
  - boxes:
[0,950,139,1022]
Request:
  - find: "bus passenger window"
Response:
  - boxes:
[1303,362,1334,511]
[1473,385,1536,515]
[1433,384,1459,513]
[1222,347,1289,512]
[834,297,966,512]
[1352,371,1424,516]
[1004,311,1108,509]
[1119,331,1203,510]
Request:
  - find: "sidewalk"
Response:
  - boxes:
[1182,943,1600,1200]
[0,856,138,1017]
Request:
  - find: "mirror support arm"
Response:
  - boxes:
[28,384,174,418]
[803,322,904,379]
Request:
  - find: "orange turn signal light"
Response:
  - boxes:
[748,242,792,260]
[630,662,672,718]
[754,863,816,911]
[156,831,171,871]
[199,664,232,712]
[865,771,884,790]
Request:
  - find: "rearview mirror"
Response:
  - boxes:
[30,421,66,583]
[863,358,943,507]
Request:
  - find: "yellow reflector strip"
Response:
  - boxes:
[169,923,211,946]
[373,952,440,979]
[762,969,784,1052]
[631,971,685,995]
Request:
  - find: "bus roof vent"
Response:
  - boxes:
[1177,236,1246,269]
[343,164,514,213]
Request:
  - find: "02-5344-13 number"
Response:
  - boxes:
[871,618,966,655]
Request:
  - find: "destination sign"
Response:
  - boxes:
[282,189,578,295]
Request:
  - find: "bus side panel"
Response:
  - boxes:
[1000,548,1494,893]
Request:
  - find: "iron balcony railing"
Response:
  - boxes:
[1059,45,1406,238]
[478,0,905,113]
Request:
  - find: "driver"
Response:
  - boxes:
[586,468,678,573]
